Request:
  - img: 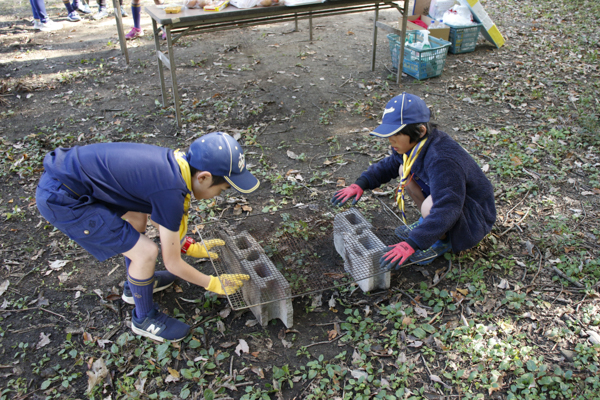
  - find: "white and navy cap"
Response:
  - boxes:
[371,93,430,138]
[186,132,260,194]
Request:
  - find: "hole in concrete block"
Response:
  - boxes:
[352,248,363,258]
[359,236,376,250]
[236,236,252,250]
[355,227,364,235]
[247,250,260,262]
[345,212,360,225]
[254,263,271,278]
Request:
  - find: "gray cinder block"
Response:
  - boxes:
[224,231,293,328]
[333,209,390,292]
[333,208,372,263]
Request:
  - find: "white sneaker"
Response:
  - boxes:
[92,8,109,20]
[35,19,63,32]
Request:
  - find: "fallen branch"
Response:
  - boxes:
[552,266,584,288]
[304,335,342,348]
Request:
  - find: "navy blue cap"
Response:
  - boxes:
[371,93,430,138]
[186,132,260,194]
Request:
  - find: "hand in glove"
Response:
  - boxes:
[331,184,364,207]
[206,274,250,295]
[379,242,415,270]
[181,237,225,259]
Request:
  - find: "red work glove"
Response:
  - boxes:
[379,242,415,270]
[331,184,364,207]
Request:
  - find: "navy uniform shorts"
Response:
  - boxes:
[36,172,140,262]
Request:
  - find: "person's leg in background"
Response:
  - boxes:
[61,0,81,21]
[120,0,128,17]
[30,0,63,30]
[72,0,92,14]
[125,0,143,40]
[92,0,108,19]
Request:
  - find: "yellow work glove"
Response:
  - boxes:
[181,237,225,259]
[206,274,250,295]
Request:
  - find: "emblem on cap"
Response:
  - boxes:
[382,106,395,119]
[238,153,245,171]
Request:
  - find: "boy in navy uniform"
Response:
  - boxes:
[37,132,259,342]
[332,93,496,269]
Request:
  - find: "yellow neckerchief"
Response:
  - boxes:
[174,151,192,242]
[396,138,428,223]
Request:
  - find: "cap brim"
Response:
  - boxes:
[370,123,407,138]
[224,169,260,194]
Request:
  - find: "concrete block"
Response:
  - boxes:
[223,231,293,328]
[343,229,390,292]
[333,208,372,262]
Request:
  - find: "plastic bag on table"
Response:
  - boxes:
[184,0,206,8]
[257,0,280,6]
[230,0,259,8]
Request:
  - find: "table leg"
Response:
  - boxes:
[371,3,379,71]
[397,0,409,85]
[165,27,182,127]
[113,0,129,64]
[152,20,167,107]
[309,11,313,42]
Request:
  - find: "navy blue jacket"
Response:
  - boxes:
[357,128,496,252]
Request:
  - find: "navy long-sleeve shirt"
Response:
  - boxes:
[357,128,496,252]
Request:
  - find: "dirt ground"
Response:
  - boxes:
[1,0,600,398]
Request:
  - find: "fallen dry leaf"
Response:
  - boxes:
[85,358,108,394]
[235,339,249,356]
[36,332,51,350]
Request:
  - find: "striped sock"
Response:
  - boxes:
[128,273,155,320]
[132,4,141,29]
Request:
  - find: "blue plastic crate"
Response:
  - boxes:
[388,31,451,80]
[444,22,482,54]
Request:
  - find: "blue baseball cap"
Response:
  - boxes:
[371,93,430,138]
[186,132,260,194]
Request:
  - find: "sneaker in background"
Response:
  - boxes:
[131,307,190,342]
[121,7,129,17]
[125,27,143,40]
[76,2,92,13]
[67,11,81,22]
[35,19,64,31]
[92,7,109,20]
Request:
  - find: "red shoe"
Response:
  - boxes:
[125,27,143,40]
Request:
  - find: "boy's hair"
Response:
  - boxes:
[189,165,227,187]
[398,121,439,143]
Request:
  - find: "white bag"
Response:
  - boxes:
[230,0,260,8]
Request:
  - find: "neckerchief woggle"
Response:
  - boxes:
[397,138,428,223]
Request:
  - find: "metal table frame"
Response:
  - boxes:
[144,0,409,127]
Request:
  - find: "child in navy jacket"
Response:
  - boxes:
[332,93,496,269]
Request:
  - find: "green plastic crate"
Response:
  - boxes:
[388,31,451,80]
[444,22,482,54]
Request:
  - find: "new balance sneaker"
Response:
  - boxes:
[395,217,424,241]
[92,7,109,20]
[121,7,129,17]
[125,27,143,40]
[131,307,190,342]
[34,19,64,31]
[410,238,452,266]
[75,2,92,13]
[122,272,176,304]
[67,11,81,22]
